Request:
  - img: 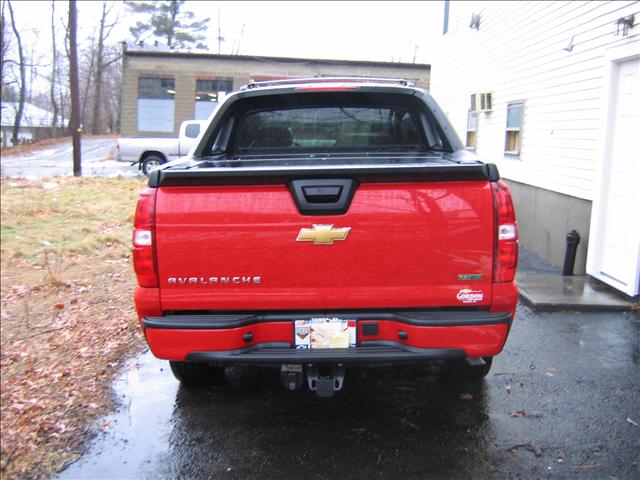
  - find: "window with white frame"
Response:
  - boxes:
[505,102,524,156]
[466,111,478,149]
[137,77,175,132]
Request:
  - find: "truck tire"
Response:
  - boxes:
[169,361,225,387]
[141,155,165,176]
[439,356,493,382]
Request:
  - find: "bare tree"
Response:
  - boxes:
[26,42,39,104]
[91,1,120,134]
[80,37,96,127]
[59,12,70,129]
[1,1,9,91]
[99,43,122,133]
[7,0,25,146]
[3,1,121,142]
[50,0,58,128]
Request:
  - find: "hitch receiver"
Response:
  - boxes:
[306,365,346,398]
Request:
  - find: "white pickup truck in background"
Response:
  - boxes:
[116,120,206,175]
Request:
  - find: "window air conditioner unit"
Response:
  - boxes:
[470,92,493,112]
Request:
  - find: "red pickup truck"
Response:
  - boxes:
[133,78,518,397]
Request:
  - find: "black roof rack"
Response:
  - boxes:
[240,76,415,90]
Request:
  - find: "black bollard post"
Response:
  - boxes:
[562,230,581,276]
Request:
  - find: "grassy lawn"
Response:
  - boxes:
[1,176,147,479]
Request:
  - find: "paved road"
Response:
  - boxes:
[0,137,141,178]
[56,304,639,479]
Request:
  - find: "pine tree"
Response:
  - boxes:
[126,0,210,50]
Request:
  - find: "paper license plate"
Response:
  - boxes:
[294,318,356,349]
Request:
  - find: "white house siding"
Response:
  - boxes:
[431,1,640,275]
[432,0,640,201]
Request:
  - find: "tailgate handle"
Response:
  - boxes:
[289,179,358,215]
[302,185,343,203]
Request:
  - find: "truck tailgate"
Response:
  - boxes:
[154,181,495,311]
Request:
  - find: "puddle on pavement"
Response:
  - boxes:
[55,351,177,479]
[55,350,499,479]
[54,307,640,480]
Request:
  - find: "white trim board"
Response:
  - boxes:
[586,42,640,296]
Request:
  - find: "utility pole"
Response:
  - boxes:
[69,0,81,176]
[235,23,244,55]
[217,6,224,54]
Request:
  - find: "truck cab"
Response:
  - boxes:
[116,120,207,175]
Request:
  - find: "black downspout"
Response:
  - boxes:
[562,230,581,276]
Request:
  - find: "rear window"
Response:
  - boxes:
[233,107,422,152]
[185,123,201,138]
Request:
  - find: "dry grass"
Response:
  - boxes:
[0,176,147,479]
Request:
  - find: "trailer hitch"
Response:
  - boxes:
[280,364,346,397]
[306,365,346,398]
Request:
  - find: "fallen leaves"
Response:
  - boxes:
[509,410,542,419]
[1,177,145,480]
[1,269,142,478]
[98,420,111,431]
[572,463,602,469]
[509,443,544,457]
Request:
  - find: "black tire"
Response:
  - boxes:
[141,155,165,176]
[169,361,226,387]
[439,356,493,382]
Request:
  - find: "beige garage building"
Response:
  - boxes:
[120,46,431,137]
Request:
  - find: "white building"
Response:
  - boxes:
[431,1,640,297]
[0,102,66,148]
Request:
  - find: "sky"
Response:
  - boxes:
[8,0,444,64]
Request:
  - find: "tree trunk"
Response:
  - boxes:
[69,0,81,176]
[50,1,58,129]
[7,0,25,146]
[91,1,107,135]
[1,1,7,91]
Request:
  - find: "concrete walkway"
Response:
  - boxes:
[516,249,636,311]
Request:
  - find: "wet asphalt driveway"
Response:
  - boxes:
[57,304,639,479]
[0,138,141,178]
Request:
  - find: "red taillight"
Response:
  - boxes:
[491,180,518,283]
[133,188,158,287]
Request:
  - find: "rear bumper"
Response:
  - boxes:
[187,342,466,364]
[142,310,512,362]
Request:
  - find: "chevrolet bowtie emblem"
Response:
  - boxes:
[296,224,351,245]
